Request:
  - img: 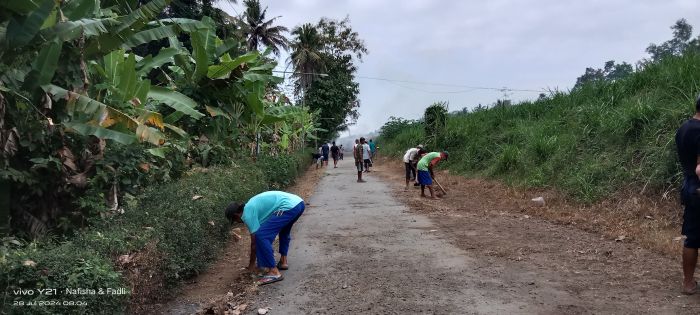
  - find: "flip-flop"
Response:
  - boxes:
[682,281,698,295]
[277,262,289,270]
[256,274,284,286]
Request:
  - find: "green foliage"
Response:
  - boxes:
[379,51,700,203]
[424,102,448,149]
[1,240,127,315]
[379,116,419,141]
[645,18,699,63]
[240,0,290,55]
[257,149,310,189]
[574,60,634,89]
[304,55,360,141]
[291,17,367,141]
[289,23,324,93]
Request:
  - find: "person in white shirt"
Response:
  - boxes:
[361,137,372,172]
[403,145,425,188]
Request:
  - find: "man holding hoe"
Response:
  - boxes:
[417,151,448,199]
[225,191,305,285]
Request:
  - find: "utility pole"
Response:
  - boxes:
[499,87,513,106]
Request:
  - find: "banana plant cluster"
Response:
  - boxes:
[0,0,319,234]
[0,0,291,148]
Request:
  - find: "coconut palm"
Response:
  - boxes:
[289,23,325,96]
[240,0,290,55]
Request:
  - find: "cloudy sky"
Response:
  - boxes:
[217,0,700,137]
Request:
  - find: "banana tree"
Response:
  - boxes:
[1,0,212,146]
[0,0,222,235]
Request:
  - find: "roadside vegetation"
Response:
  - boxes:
[378,19,700,203]
[0,0,365,313]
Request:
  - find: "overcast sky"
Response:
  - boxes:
[217,0,700,138]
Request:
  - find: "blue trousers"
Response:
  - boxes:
[255,201,305,268]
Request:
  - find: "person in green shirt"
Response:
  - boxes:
[417,151,449,198]
[225,191,305,285]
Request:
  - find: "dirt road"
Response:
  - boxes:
[238,161,698,314]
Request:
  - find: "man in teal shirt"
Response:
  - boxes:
[417,151,448,199]
[225,191,305,285]
[369,139,377,159]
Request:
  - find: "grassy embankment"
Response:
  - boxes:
[1,151,310,315]
[380,52,700,203]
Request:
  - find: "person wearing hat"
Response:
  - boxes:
[403,145,426,188]
[225,191,305,285]
[675,94,700,295]
[416,151,449,199]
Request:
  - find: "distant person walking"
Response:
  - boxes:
[675,94,700,295]
[403,145,425,189]
[321,142,330,167]
[225,191,305,286]
[361,137,372,172]
[339,145,344,160]
[417,151,449,199]
[369,139,377,160]
[353,139,365,182]
[331,142,340,168]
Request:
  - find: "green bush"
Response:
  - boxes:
[1,240,126,315]
[1,152,308,314]
[258,150,311,190]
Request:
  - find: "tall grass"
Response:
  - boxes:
[378,52,700,203]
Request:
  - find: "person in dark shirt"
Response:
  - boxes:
[675,94,700,295]
[321,143,330,167]
[330,142,340,168]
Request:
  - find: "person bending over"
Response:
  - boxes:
[225,191,305,285]
[403,145,425,188]
[417,151,448,199]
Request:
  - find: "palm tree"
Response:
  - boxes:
[240,0,290,55]
[289,23,325,96]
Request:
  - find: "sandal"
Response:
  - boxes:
[256,274,284,286]
[277,261,288,270]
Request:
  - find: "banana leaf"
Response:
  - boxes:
[136,47,180,75]
[207,52,258,79]
[191,28,215,82]
[116,0,171,33]
[123,25,178,47]
[148,86,204,119]
[22,41,62,92]
[6,0,54,47]
[52,18,116,41]
[62,0,98,20]
[63,122,136,145]
[0,0,42,15]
